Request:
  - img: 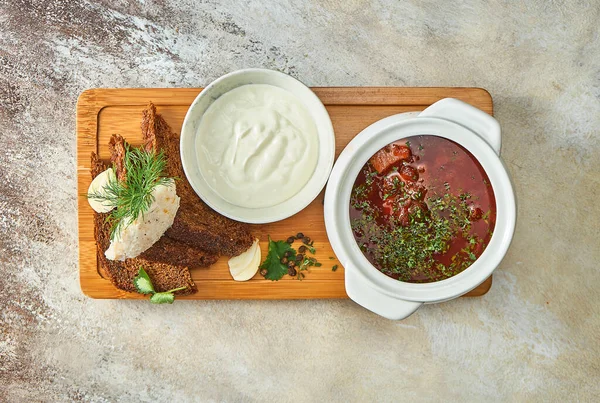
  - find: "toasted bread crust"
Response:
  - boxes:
[108,135,128,182]
[139,236,219,268]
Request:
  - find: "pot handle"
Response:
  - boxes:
[419,98,501,156]
[345,267,422,320]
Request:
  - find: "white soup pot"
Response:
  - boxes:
[324,98,516,320]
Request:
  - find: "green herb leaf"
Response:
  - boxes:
[133,267,155,294]
[332,265,338,272]
[150,292,175,304]
[304,244,316,254]
[132,267,186,303]
[260,237,296,281]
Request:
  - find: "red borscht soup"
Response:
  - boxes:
[350,135,496,283]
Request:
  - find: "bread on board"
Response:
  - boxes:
[90,103,254,295]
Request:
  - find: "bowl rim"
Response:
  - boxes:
[324,113,516,302]
[180,68,335,224]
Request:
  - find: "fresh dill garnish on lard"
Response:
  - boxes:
[88,145,173,240]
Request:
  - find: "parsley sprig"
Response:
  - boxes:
[88,145,173,240]
[133,267,187,304]
[259,236,327,281]
[260,237,296,281]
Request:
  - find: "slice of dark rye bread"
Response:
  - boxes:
[141,102,254,256]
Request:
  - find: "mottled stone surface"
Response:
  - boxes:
[1,0,599,401]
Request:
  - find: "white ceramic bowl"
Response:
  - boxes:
[324,98,516,320]
[180,69,335,223]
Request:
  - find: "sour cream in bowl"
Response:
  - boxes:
[180,69,335,223]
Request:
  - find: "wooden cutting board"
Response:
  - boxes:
[77,87,494,299]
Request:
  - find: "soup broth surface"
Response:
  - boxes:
[350,135,496,283]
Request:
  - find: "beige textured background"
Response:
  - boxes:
[1,1,599,401]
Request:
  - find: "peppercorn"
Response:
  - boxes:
[295,253,304,262]
[287,260,296,268]
[303,236,311,245]
[280,257,288,264]
[298,245,307,254]
[288,267,297,276]
[286,236,295,244]
[284,251,291,258]
[296,232,304,239]
[259,268,268,277]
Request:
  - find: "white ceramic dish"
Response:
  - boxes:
[324,98,516,320]
[180,69,335,224]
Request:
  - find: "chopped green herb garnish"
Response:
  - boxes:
[350,190,482,282]
[332,265,338,272]
[304,244,316,254]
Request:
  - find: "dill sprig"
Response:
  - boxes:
[88,145,172,240]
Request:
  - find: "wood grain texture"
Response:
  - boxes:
[77,87,494,299]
